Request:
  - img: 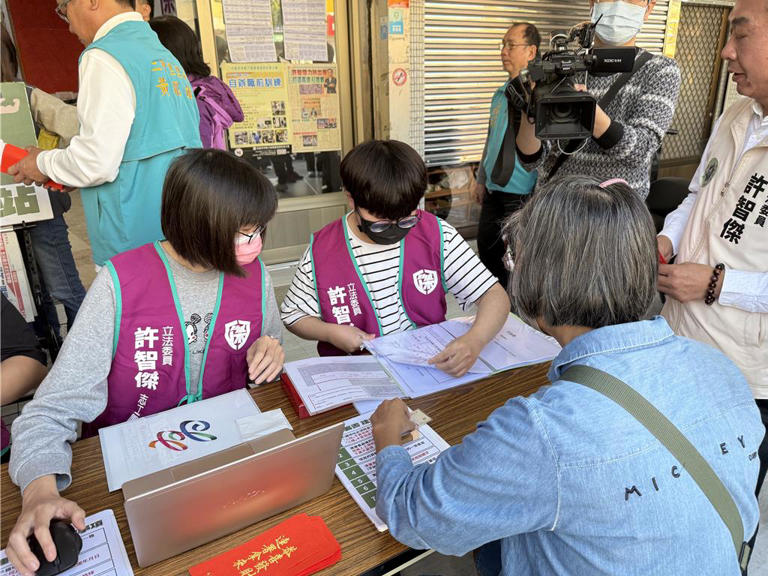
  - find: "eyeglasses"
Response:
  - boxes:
[237,226,264,244]
[358,210,421,233]
[55,0,71,23]
[499,41,531,51]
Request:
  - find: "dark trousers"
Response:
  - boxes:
[477,189,527,289]
[747,399,768,564]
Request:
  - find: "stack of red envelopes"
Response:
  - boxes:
[189,514,341,576]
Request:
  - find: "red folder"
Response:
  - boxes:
[281,373,310,419]
[189,514,341,576]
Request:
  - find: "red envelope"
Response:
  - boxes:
[189,514,341,576]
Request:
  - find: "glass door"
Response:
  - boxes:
[195,0,356,264]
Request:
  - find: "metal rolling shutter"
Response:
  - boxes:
[422,0,670,166]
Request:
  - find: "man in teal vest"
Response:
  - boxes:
[472,23,539,288]
[9,0,201,267]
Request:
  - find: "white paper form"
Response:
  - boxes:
[0,509,133,576]
[284,356,404,415]
[335,412,449,531]
[99,389,261,491]
[282,0,328,62]
[364,321,490,374]
[367,316,561,399]
[222,0,277,62]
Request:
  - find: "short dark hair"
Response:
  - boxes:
[340,140,426,219]
[149,15,210,77]
[506,175,657,329]
[512,22,540,52]
[161,149,277,277]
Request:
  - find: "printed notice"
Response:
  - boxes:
[287,64,341,153]
[0,231,35,321]
[221,0,277,62]
[0,509,133,576]
[222,62,291,151]
[282,0,328,62]
[284,356,402,416]
[335,412,449,531]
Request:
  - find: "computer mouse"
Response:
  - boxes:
[26,520,82,576]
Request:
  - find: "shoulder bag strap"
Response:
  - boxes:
[546,49,654,182]
[562,364,751,574]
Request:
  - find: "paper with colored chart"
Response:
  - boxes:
[99,389,266,491]
[0,509,133,576]
[335,412,450,531]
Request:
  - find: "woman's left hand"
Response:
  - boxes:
[246,336,285,384]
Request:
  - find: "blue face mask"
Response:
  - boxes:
[591,1,647,46]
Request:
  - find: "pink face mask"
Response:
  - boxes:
[235,234,263,265]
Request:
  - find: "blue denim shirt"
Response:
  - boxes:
[376,317,764,575]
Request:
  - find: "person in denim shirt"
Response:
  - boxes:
[371,176,764,576]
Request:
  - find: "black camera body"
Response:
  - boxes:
[519,23,635,140]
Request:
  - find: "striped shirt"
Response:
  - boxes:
[280,216,497,334]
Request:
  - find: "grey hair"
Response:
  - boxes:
[505,176,657,329]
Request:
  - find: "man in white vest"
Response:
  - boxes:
[657,0,767,555]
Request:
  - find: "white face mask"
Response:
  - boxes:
[591,1,646,45]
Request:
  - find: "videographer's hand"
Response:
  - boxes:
[6,475,86,576]
[574,84,612,139]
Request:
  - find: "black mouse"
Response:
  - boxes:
[26,520,82,576]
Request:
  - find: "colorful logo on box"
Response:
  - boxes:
[148,419,218,451]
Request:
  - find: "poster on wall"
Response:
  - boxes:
[221,0,277,62]
[282,0,328,62]
[1,231,35,321]
[221,62,292,151]
[287,64,341,153]
[0,82,53,229]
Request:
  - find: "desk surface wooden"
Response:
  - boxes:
[1,363,550,576]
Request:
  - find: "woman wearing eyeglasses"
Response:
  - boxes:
[6,149,285,576]
[280,140,510,376]
[473,22,540,290]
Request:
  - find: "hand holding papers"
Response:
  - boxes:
[367,315,561,398]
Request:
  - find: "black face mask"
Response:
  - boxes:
[357,214,413,245]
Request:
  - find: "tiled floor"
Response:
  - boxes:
[5,189,767,576]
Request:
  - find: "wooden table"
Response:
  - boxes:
[1,363,550,576]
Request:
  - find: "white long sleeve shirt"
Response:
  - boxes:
[36,12,140,188]
[660,99,768,313]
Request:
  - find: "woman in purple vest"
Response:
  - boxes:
[5,149,284,574]
[280,139,511,376]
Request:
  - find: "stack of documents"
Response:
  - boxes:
[283,315,561,415]
[99,389,291,491]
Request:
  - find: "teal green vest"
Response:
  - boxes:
[482,81,537,195]
[80,20,201,265]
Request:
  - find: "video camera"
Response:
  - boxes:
[514,22,636,140]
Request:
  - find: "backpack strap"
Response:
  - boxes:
[546,49,654,182]
[562,364,751,574]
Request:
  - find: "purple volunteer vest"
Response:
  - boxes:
[82,242,264,436]
[312,211,447,355]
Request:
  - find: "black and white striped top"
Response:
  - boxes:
[280,216,497,333]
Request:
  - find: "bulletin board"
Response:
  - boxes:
[7,0,81,93]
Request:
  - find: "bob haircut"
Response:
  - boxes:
[506,176,657,329]
[161,149,277,277]
[149,15,211,77]
[340,140,427,219]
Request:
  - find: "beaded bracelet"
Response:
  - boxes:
[704,263,725,305]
